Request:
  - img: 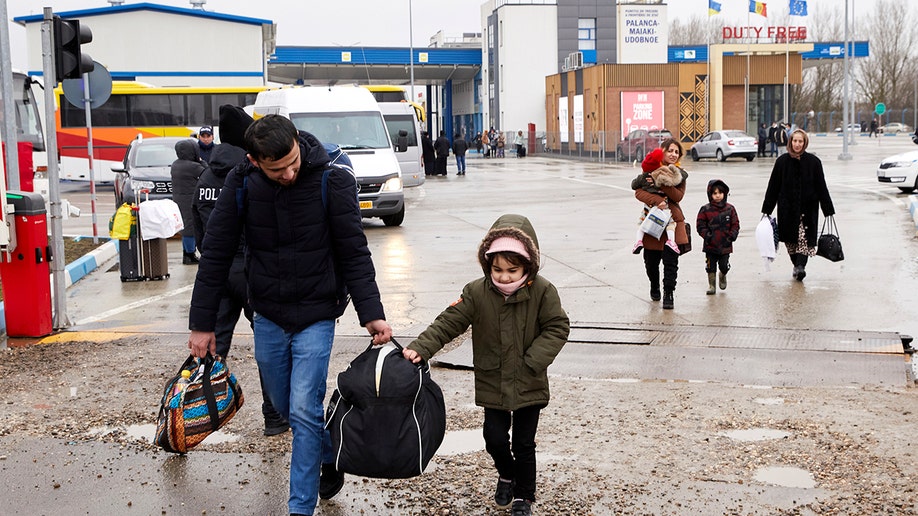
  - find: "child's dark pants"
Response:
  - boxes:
[483,404,545,502]
[705,252,731,274]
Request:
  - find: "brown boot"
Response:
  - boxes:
[706,273,716,295]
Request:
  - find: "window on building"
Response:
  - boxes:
[578,18,596,51]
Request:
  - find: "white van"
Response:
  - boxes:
[378,102,425,187]
[251,86,405,226]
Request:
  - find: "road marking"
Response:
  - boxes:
[74,284,194,325]
[561,176,632,191]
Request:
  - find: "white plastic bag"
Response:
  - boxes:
[139,199,184,240]
[640,206,671,239]
[756,215,778,271]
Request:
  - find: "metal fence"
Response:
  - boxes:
[790,109,917,134]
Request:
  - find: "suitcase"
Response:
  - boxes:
[118,232,143,282]
[141,238,170,280]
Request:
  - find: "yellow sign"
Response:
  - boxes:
[418,52,428,63]
[341,52,352,63]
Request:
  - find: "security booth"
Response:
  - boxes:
[0,191,52,337]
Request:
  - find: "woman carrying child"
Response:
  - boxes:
[633,139,690,309]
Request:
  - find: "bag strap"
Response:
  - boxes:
[820,215,839,238]
[199,355,222,433]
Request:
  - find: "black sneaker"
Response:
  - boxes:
[494,478,514,508]
[319,463,345,500]
[511,499,532,516]
[263,410,289,436]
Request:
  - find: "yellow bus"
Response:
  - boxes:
[55,81,266,181]
[363,85,426,124]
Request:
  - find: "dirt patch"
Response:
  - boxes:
[0,335,916,514]
[0,237,107,302]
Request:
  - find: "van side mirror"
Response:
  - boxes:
[395,129,408,153]
[110,162,126,173]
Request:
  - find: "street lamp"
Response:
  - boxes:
[838,0,852,161]
[409,0,415,103]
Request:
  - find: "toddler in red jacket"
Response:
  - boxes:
[696,178,740,294]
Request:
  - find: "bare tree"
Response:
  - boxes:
[854,0,918,114]
[668,15,722,46]
[794,6,845,131]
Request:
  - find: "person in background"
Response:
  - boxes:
[496,132,506,158]
[489,127,499,158]
[452,133,469,175]
[434,130,450,176]
[775,123,789,156]
[767,122,778,157]
[170,139,206,265]
[761,128,835,282]
[634,138,689,310]
[869,117,879,138]
[421,130,436,177]
[696,179,739,295]
[191,104,289,437]
[515,130,526,158]
[757,123,768,158]
[481,129,491,158]
[196,125,216,163]
[474,131,483,155]
[187,115,392,516]
[403,214,570,516]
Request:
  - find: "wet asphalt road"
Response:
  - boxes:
[56,134,918,341]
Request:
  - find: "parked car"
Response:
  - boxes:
[834,123,863,133]
[616,129,672,162]
[690,130,757,162]
[876,150,918,193]
[879,122,913,134]
[111,135,183,207]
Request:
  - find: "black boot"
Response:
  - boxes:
[790,254,799,279]
[183,251,199,265]
[795,255,808,282]
[662,290,674,309]
[650,284,661,301]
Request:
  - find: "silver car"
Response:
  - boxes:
[690,130,757,162]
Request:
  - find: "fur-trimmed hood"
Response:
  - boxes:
[477,214,541,275]
[651,164,684,187]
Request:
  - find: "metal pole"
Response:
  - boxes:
[0,0,20,190]
[409,0,415,103]
[81,72,99,242]
[848,0,857,146]
[42,8,70,328]
[838,0,852,160]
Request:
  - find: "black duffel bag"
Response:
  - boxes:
[325,338,446,479]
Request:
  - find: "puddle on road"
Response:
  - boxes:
[753,466,816,488]
[437,429,484,456]
[721,428,791,442]
[754,397,785,405]
[88,423,240,445]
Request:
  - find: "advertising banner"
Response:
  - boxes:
[559,97,569,144]
[573,95,584,144]
[621,91,665,137]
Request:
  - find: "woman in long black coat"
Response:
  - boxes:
[761,129,835,281]
[170,139,207,264]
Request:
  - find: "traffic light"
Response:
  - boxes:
[53,16,94,83]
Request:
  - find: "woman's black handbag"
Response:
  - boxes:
[817,216,844,262]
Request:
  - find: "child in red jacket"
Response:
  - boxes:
[696,178,740,294]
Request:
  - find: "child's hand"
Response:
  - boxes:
[403,348,422,364]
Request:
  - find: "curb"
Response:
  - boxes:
[910,195,918,235]
[64,238,118,287]
[1,238,118,334]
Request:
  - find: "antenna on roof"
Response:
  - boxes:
[189,0,206,9]
[108,0,125,5]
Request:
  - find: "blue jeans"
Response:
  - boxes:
[181,235,196,253]
[254,315,335,515]
[455,155,466,172]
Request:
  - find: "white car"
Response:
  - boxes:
[877,150,918,193]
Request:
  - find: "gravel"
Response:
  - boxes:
[1,335,917,514]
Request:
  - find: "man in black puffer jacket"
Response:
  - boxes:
[191,105,288,436]
[187,115,392,516]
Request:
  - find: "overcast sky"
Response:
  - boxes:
[3,0,890,69]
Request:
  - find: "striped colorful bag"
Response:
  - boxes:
[155,354,244,453]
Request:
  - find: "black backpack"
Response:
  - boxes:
[325,338,446,479]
